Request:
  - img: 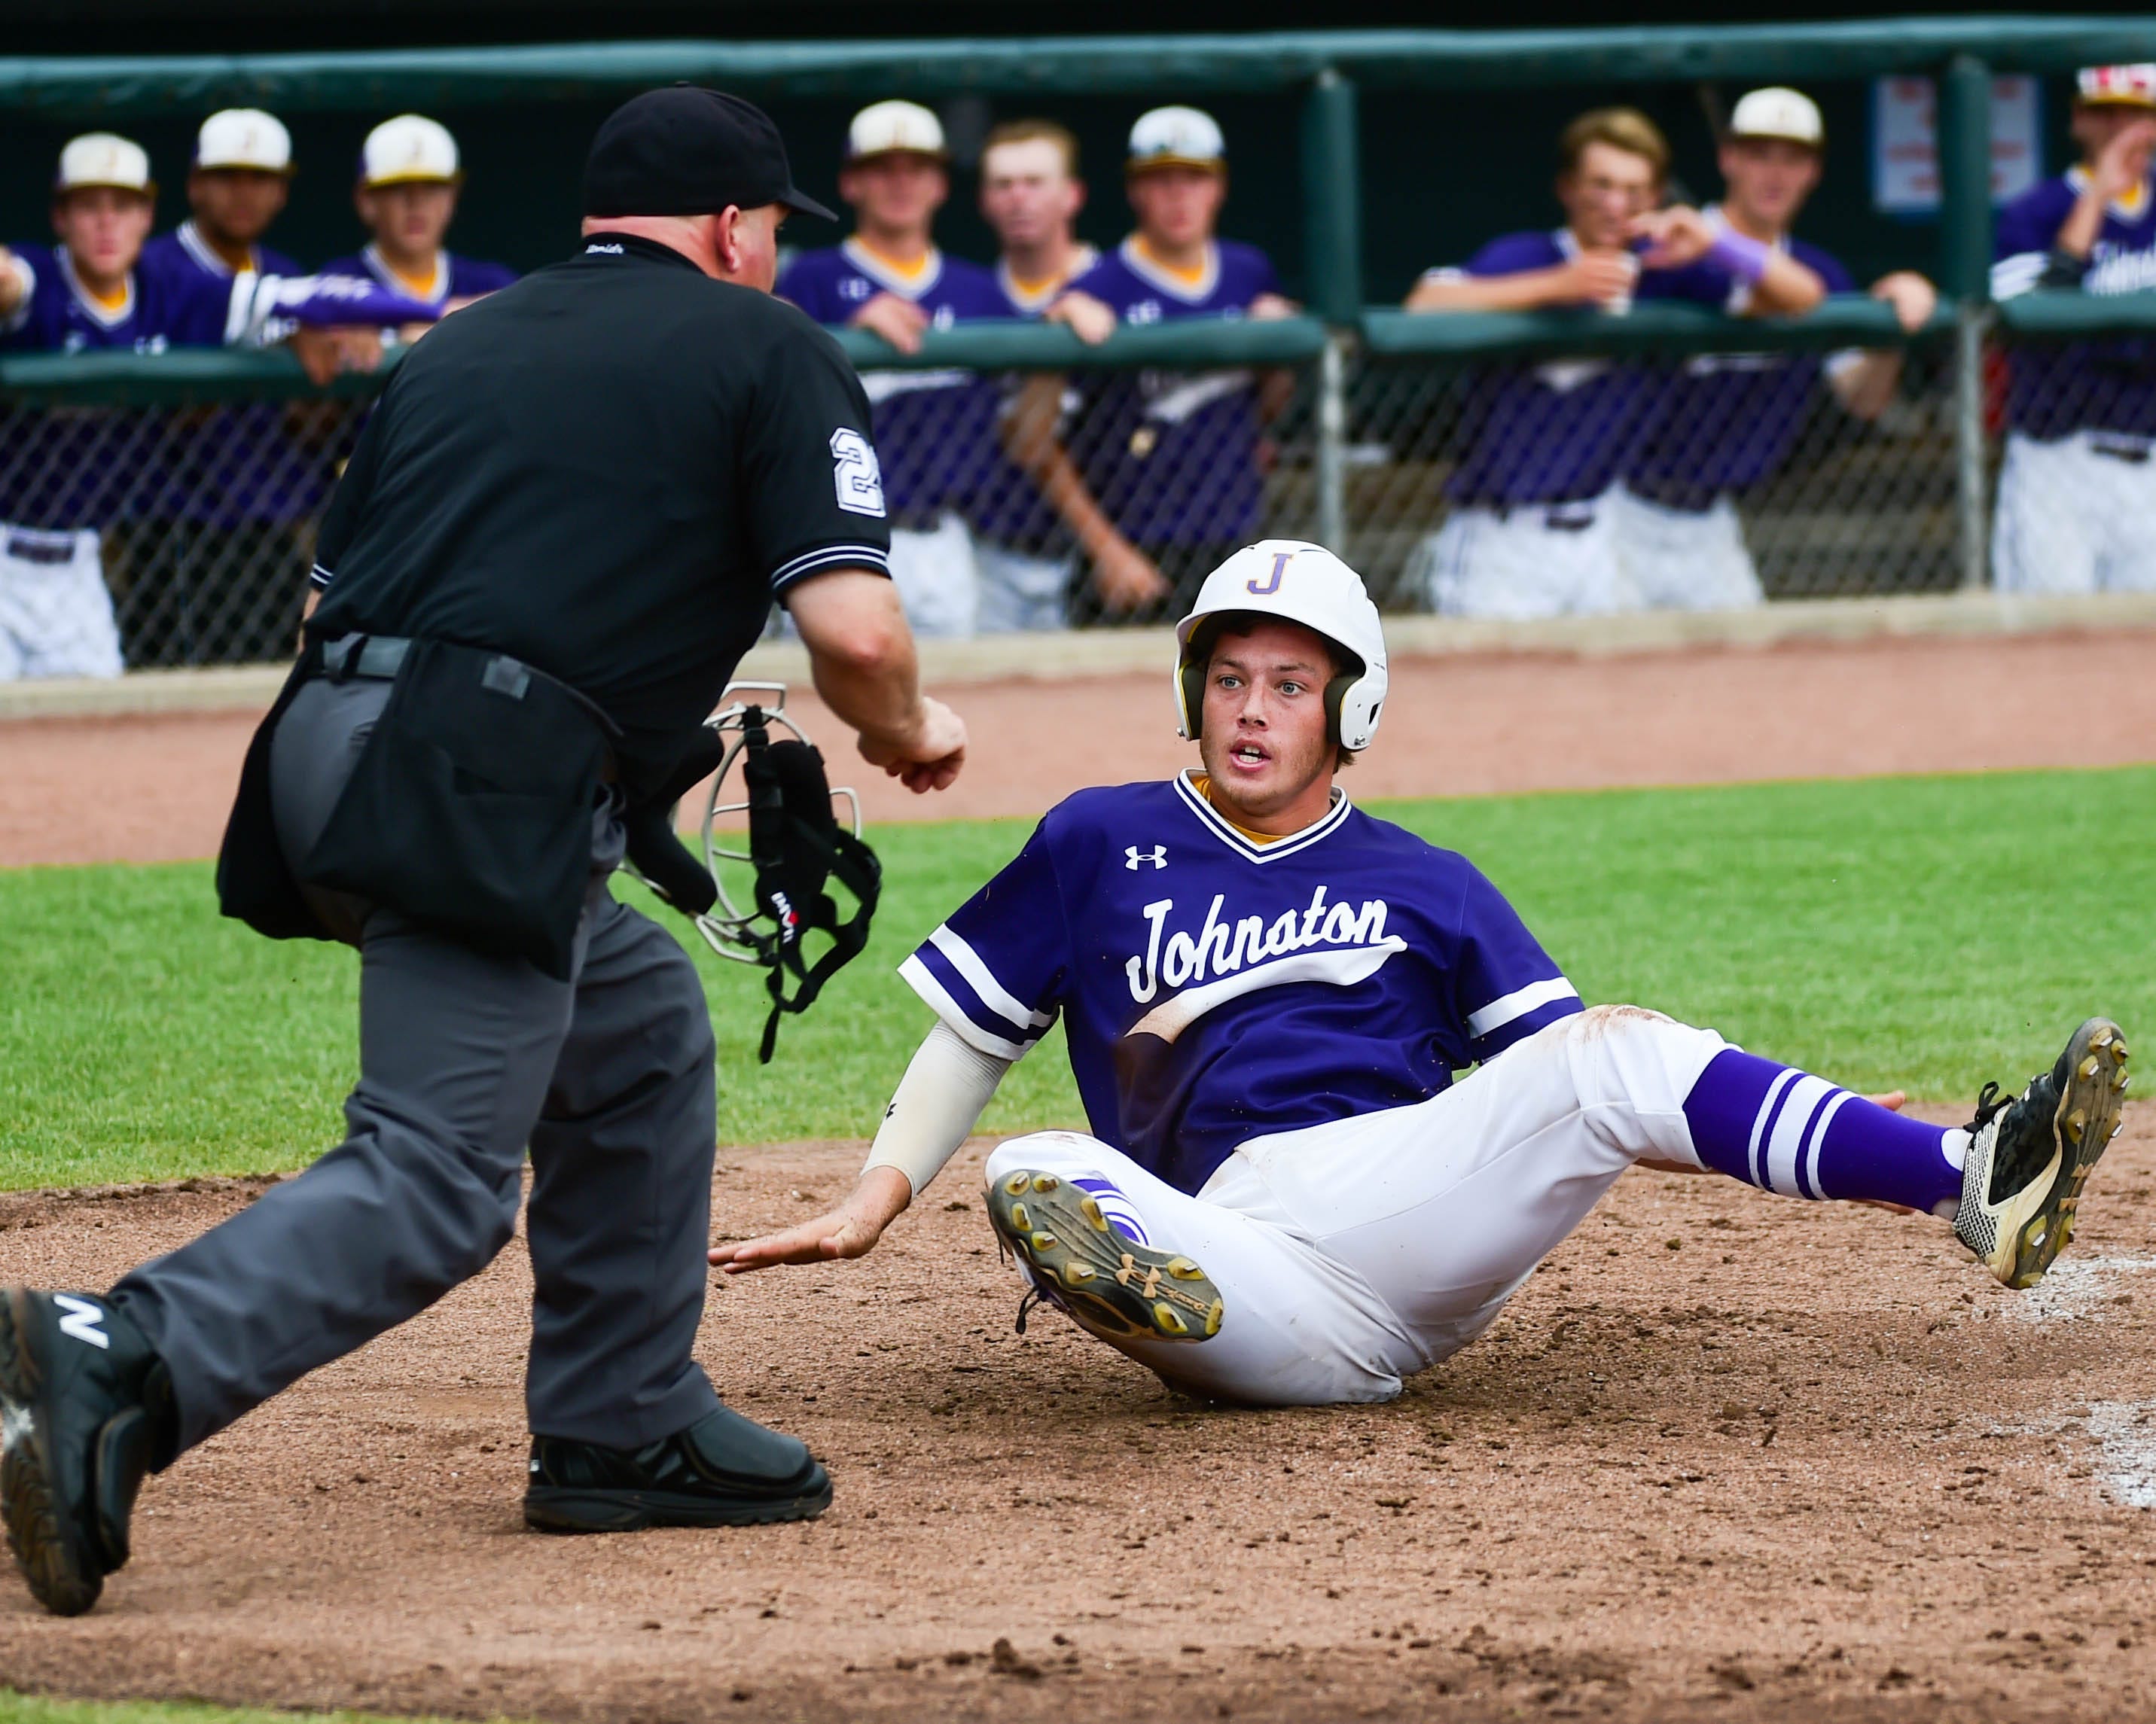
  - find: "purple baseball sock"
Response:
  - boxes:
[1681,1049,1965,1215]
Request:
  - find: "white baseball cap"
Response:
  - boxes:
[56,132,155,198]
[2077,64,2156,108]
[846,100,947,161]
[1128,105,1227,173]
[196,109,293,175]
[358,114,460,187]
[1176,541,1389,754]
[1728,87,1825,148]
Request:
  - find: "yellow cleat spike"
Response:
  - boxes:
[1005,1171,1032,1196]
[1030,1232,1059,1253]
[1063,1263,1096,1286]
[1152,1303,1191,1336]
[1203,1301,1224,1338]
[1008,1202,1030,1232]
[2066,1109,2087,1144]
[1078,1196,1108,1231]
[1031,1174,1060,1194]
[2081,1055,2102,1080]
[1165,1256,1207,1280]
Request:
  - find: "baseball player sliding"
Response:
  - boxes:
[716,542,2130,1406]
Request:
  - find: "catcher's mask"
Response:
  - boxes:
[620,682,880,1064]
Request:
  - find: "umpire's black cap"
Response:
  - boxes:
[584,86,837,222]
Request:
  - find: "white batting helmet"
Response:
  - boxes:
[1173,541,1389,753]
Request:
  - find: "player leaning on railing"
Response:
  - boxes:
[716,541,2129,1408]
[1990,62,2156,595]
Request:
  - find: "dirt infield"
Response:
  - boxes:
[5,625,2156,1722]
[5,626,2156,867]
[4,1113,2156,1722]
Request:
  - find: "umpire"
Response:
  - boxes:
[0,87,966,1618]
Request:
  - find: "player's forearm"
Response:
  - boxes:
[1404,269,1573,313]
[861,1019,1013,1197]
[1745,252,1828,317]
[2055,186,2111,261]
[0,251,28,320]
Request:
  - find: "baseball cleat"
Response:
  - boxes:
[0,1287,168,1616]
[1953,1018,2130,1290]
[523,1405,831,1534]
[987,1168,1224,1343]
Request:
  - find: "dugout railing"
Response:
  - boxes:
[5,21,2156,662]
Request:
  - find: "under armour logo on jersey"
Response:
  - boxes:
[53,1294,110,1351]
[1126,845,1168,871]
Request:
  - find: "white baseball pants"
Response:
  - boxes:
[886,511,980,639]
[983,1005,1728,1406]
[1413,497,1626,620]
[1608,483,1765,610]
[1992,430,2156,595]
[0,525,123,681]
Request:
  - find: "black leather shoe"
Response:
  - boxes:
[523,1406,831,1533]
[0,1287,173,1616]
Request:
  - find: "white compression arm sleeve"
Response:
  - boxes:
[862,1019,1013,1199]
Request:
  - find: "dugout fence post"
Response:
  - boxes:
[1938,52,1996,592]
[1302,67,1361,556]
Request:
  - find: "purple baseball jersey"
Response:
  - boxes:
[779,240,1011,524]
[1993,170,2156,440]
[1063,236,1282,547]
[141,221,302,285]
[1435,229,1706,507]
[901,773,1583,1196]
[966,245,1102,553]
[1624,226,1857,507]
[0,244,437,530]
[316,245,519,307]
[142,222,317,529]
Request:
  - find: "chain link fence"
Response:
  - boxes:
[1,307,2151,675]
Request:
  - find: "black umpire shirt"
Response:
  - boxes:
[308,232,892,768]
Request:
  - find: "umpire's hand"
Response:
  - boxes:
[791,568,968,794]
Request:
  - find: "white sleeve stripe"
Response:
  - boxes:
[898,955,1032,1061]
[1990,253,2047,300]
[309,562,334,588]
[771,544,891,590]
[1465,975,1579,1040]
[929,925,1056,1030]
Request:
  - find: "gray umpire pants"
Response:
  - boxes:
[112,675,724,1457]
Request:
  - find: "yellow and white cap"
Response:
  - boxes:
[846,100,947,161]
[2077,65,2156,108]
[196,109,293,174]
[56,132,155,197]
[1175,541,1389,753]
[1128,105,1227,172]
[359,114,460,187]
[1728,87,1825,148]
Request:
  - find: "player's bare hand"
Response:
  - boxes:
[850,292,932,355]
[859,695,967,793]
[1869,271,1937,334]
[1627,206,1715,269]
[2095,117,2156,201]
[0,246,23,318]
[1249,292,1300,321]
[711,1166,913,1275]
[1090,536,1171,611]
[1046,291,1118,346]
[288,327,345,388]
[1561,247,1642,309]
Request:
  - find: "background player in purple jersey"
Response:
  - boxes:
[713,540,2128,1407]
[1611,89,1937,608]
[1008,107,1296,620]
[0,135,436,679]
[315,115,517,379]
[142,110,301,285]
[779,101,1010,638]
[1402,108,1809,620]
[971,119,1103,632]
[1990,64,2156,594]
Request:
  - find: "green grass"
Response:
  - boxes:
[0,1698,479,1724]
[1,766,2149,1192]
